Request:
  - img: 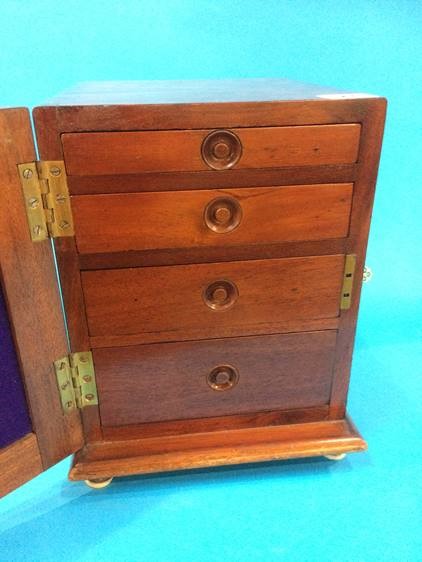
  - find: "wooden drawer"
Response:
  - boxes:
[72,183,353,255]
[94,331,337,426]
[62,124,361,175]
[82,254,345,347]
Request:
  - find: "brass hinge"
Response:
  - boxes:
[54,351,98,414]
[18,160,74,241]
[340,254,357,310]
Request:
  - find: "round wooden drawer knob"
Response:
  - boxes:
[212,141,231,159]
[211,286,228,303]
[201,130,242,170]
[203,280,239,310]
[207,365,239,391]
[204,196,242,233]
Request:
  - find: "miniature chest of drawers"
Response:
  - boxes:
[0,79,386,494]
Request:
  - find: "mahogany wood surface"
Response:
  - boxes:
[30,81,386,480]
[82,255,344,346]
[92,319,340,349]
[0,109,83,478]
[95,331,337,426]
[0,434,43,498]
[34,114,104,445]
[101,406,330,441]
[69,416,367,480]
[43,78,363,106]
[34,94,376,138]
[67,164,357,196]
[328,99,386,418]
[78,238,347,271]
[53,238,103,443]
[72,183,353,255]
[62,124,360,176]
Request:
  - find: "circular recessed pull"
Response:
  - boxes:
[207,364,239,391]
[201,130,242,170]
[204,196,242,233]
[203,279,239,310]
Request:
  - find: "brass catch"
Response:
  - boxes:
[18,161,74,241]
[340,254,357,310]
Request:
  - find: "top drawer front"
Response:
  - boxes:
[62,124,361,176]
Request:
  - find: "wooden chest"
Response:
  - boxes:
[0,79,386,494]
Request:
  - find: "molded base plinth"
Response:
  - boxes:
[69,415,366,481]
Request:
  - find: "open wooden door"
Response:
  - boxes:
[0,108,83,497]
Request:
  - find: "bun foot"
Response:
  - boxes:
[84,477,113,489]
[324,453,347,461]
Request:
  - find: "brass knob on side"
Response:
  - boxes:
[207,365,239,391]
[201,129,242,170]
[363,265,373,283]
[203,280,239,310]
[204,196,242,233]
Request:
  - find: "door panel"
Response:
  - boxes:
[0,435,43,498]
[0,108,83,497]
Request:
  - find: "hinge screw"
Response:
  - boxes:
[22,168,33,179]
[28,197,40,209]
[55,193,66,204]
[59,220,70,230]
[50,166,61,176]
[82,375,92,383]
[66,401,74,409]
[33,225,43,236]
[85,393,95,402]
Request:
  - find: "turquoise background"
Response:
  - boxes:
[0,1,421,560]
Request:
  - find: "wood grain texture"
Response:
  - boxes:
[52,237,102,443]
[91,319,339,349]
[95,331,337,426]
[101,406,330,441]
[82,255,344,346]
[43,78,367,106]
[69,416,367,480]
[30,84,386,477]
[34,99,376,155]
[62,124,360,176]
[66,164,357,196]
[78,238,347,271]
[72,183,353,255]
[0,108,83,476]
[33,129,103,446]
[0,434,43,498]
[328,98,387,418]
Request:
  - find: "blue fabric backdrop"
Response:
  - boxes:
[0,1,420,561]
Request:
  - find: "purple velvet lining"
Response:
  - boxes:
[0,285,32,449]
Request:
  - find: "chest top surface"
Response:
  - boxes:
[42,78,380,107]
